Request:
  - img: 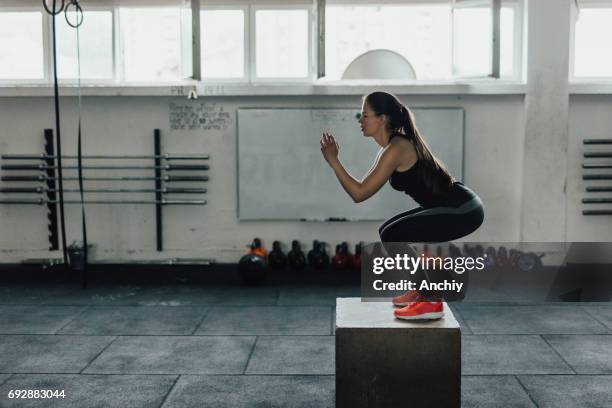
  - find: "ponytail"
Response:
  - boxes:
[400,105,454,195]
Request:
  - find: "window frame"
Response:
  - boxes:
[569,0,612,83]
[321,1,450,81]
[451,0,498,79]
[459,0,524,82]
[0,0,527,93]
[320,0,523,83]
[506,0,524,82]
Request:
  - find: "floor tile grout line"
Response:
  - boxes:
[330,305,335,335]
[0,373,14,387]
[6,372,611,378]
[0,372,337,377]
[580,305,612,333]
[243,336,259,375]
[1,303,336,308]
[0,303,94,307]
[454,305,612,335]
[514,375,542,408]
[157,374,181,408]
[458,333,612,337]
[1,303,231,307]
[539,335,578,375]
[449,306,473,334]
[510,374,612,377]
[0,301,329,309]
[464,333,609,337]
[461,373,592,377]
[53,305,94,335]
[190,308,211,335]
[0,333,336,337]
[78,336,119,374]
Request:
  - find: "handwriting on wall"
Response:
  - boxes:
[310,110,353,123]
[169,103,232,131]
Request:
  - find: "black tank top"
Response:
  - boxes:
[389,161,476,208]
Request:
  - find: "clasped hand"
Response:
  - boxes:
[320,132,339,164]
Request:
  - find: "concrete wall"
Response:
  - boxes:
[568,95,612,241]
[0,94,526,262]
[520,0,570,241]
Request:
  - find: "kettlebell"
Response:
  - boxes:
[475,245,484,259]
[484,246,497,269]
[268,240,287,270]
[496,246,509,269]
[331,242,349,270]
[238,253,268,285]
[288,240,306,271]
[308,240,329,270]
[249,237,267,258]
[449,244,461,259]
[509,249,521,270]
[351,242,363,271]
[518,252,544,272]
[307,240,320,267]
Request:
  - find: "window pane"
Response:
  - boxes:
[326,5,451,81]
[574,8,612,77]
[120,8,182,82]
[453,6,491,77]
[255,9,309,78]
[201,9,244,78]
[58,11,113,79]
[500,7,514,77]
[0,12,44,79]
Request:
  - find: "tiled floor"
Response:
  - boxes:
[0,283,610,407]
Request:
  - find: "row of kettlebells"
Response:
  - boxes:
[246,238,363,271]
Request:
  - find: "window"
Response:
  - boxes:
[452,0,517,78]
[572,2,612,79]
[324,0,522,81]
[57,10,114,80]
[120,7,183,82]
[0,0,523,87]
[0,11,44,80]
[201,9,245,79]
[326,4,451,80]
[499,6,515,77]
[453,2,492,77]
[254,8,310,79]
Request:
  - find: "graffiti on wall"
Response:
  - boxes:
[169,103,232,131]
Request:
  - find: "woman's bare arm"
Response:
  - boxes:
[321,134,406,203]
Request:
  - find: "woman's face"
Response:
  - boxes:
[359,102,386,137]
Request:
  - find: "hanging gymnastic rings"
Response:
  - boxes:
[43,0,65,16]
[64,0,84,28]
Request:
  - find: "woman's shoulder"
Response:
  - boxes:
[389,134,411,147]
[389,135,417,157]
[389,135,418,171]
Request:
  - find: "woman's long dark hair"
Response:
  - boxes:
[364,91,455,195]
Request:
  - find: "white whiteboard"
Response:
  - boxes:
[237,108,464,220]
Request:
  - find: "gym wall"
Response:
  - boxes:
[0,94,527,263]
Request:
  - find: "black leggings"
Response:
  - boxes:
[378,197,484,243]
[378,194,484,299]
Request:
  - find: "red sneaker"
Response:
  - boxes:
[394,301,444,320]
[392,290,422,307]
